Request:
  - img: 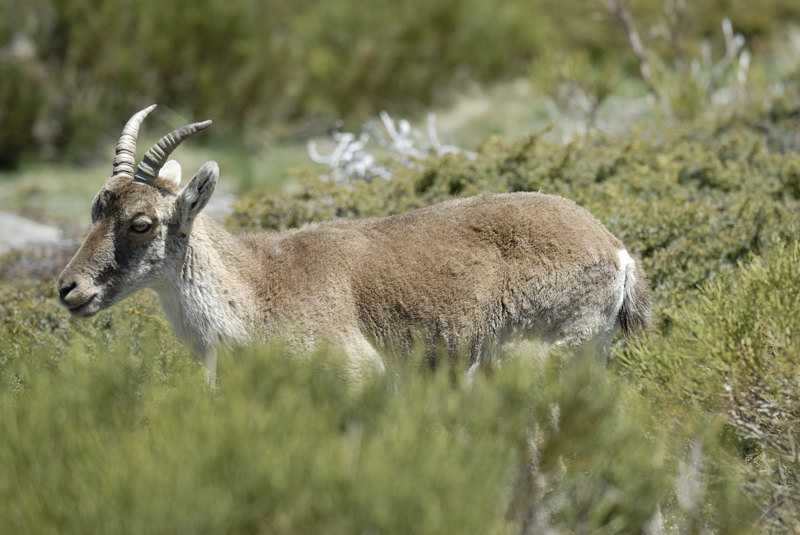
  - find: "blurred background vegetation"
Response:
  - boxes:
[3,0,800,532]
[2,0,800,166]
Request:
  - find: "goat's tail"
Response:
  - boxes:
[617,251,652,339]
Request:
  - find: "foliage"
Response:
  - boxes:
[531,50,619,136]
[3,6,800,526]
[0,47,48,168]
[0,284,756,533]
[0,0,541,165]
[3,0,800,166]
[0,280,185,374]
[617,241,800,530]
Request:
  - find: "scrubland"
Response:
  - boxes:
[3,1,800,532]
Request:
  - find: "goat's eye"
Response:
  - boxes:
[129,219,153,234]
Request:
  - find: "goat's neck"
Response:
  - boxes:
[154,215,256,355]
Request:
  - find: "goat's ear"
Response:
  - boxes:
[175,161,218,232]
[158,160,182,186]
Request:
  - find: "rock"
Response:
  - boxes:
[0,210,63,255]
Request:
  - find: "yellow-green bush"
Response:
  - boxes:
[0,0,544,164]
[0,291,755,533]
[618,241,800,527]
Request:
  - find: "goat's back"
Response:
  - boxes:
[258,192,628,352]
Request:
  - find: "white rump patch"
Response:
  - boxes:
[615,249,635,317]
[159,160,182,186]
[618,249,634,276]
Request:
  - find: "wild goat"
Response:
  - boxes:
[57,105,651,380]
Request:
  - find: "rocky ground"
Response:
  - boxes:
[0,210,76,281]
[0,210,64,255]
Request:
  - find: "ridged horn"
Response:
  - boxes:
[111,104,157,178]
[133,119,213,185]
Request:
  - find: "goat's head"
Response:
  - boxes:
[57,105,218,317]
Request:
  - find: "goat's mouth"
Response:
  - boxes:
[66,295,100,317]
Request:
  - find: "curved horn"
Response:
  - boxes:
[112,104,157,178]
[134,119,212,185]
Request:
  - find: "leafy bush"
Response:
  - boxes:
[0,287,755,533]
[0,40,49,167]
[618,241,800,530]
[0,280,185,378]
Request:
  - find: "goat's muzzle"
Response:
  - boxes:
[57,274,100,317]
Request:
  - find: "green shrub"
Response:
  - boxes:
[0,280,187,386]
[618,241,800,529]
[0,51,48,167]
[0,308,755,534]
[0,265,757,533]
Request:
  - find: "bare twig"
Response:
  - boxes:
[308,131,391,183]
[308,111,474,183]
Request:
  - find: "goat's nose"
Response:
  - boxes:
[57,278,77,304]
